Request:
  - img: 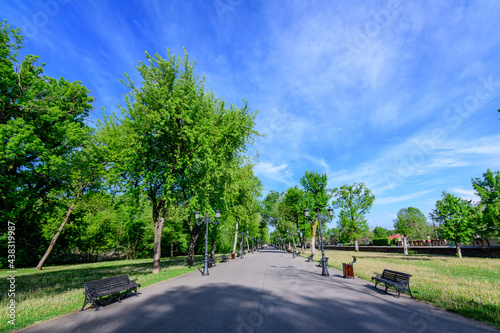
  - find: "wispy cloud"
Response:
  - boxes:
[377,190,434,205]
[254,162,293,186]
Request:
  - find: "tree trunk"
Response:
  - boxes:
[354,237,359,252]
[299,232,305,254]
[456,244,462,258]
[232,222,239,254]
[210,237,215,260]
[170,241,174,258]
[311,220,317,255]
[152,205,166,274]
[36,186,85,270]
[188,223,203,266]
[403,236,408,255]
[246,236,250,251]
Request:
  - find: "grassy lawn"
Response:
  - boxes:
[303,250,500,329]
[0,256,208,333]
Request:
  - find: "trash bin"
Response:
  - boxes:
[231,253,235,259]
[343,263,354,279]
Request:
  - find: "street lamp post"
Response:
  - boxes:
[246,230,249,253]
[305,207,333,276]
[240,229,245,259]
[292,228,298,258]
[195,209,220,276]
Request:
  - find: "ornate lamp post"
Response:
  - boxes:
[292,228,299,258]
[195,209,220,276]
[305,207,333,276]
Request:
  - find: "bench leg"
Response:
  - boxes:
[81,295,100,311]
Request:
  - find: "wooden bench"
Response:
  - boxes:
[307,255,314,262]
[318,257,329,267]
[371,269,413,298]
[220,255,229,262]
[82,275,140,311]
[207,257,216,268]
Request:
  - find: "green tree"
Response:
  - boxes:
[325,227,340,245]
[98,50,257,272]
[373,226,389,238]
[433,192,478,258]
[300,171,331,255]
[0,21,95,267]
[472,169,500,239]
[393,207,426,255]
[333,183,374,252]
[280,186,308,253]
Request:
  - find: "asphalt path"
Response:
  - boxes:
[21,247,498,333]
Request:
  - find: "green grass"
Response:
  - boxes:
[2,252,499,331]
[302,250,500,329]
[0,256,207,333]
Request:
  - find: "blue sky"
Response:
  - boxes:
[4,0,500,231]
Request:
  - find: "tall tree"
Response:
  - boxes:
[0,21,94,267]
[472,169,500,239]
[280,186,308,253]
[35,137,106,269]
[433,192,478,258]
[393,207,426,255]
[300,171,331,255]
[98,50,257,272]
[333,182,374,252]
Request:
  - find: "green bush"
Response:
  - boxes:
[373,237,391,246]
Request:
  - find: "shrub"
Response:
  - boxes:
[373,237,391,246]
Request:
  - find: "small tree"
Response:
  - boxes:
[333,183,375,252]
[373,226,389,238]
[300,171,331,255]
[472,169,500,239]
[433,192,478,258]
[393,207,426,255]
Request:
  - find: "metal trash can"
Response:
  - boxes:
[343,263,354,279]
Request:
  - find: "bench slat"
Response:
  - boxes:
[81,274,140,311]
[371,269,413,298]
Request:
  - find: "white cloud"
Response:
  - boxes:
[254,162,293,185]
[450,188,480,202]
[377,190,434,205]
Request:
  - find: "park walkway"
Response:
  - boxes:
[21,248,497,333]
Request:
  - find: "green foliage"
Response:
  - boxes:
[373,226,389,238]
[0,21,94,266]
[300,171,331,211]
[472,169,500,238]
[333,182,374,250]
[433,192,479,253]
[97,49,260,271]
[393,207,429,238]
[373,237,391,246]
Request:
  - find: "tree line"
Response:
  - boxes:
[0,21,267,273]
[264,168,499,259]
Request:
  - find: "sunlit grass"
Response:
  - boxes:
[0,256,206,333]
[302,250,500,329]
